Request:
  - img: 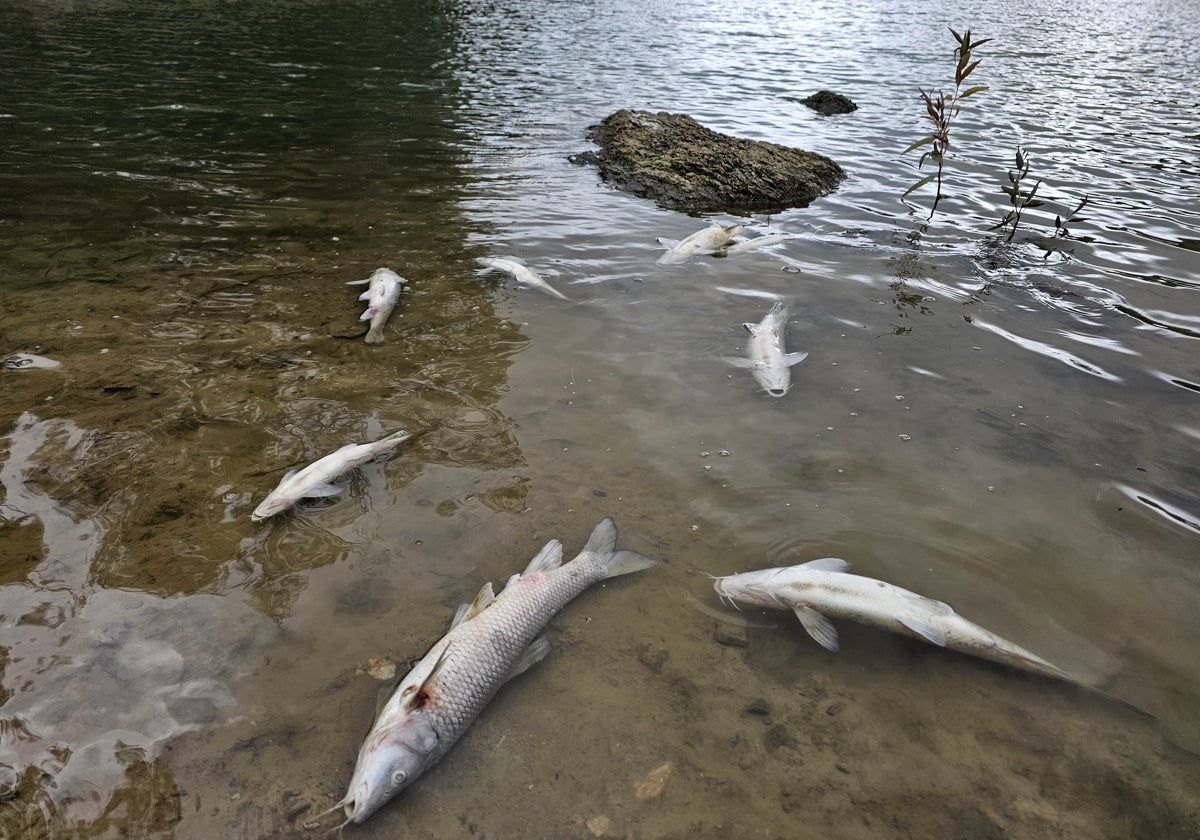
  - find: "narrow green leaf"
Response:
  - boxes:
[902,173,936,197]
[902,136,936,155]
[957,84,989,99]
[1027,200,1045,208]
[959,58,983,81]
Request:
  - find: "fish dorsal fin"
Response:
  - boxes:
[897,613,947,647]
[507,634,552,682]
[450,582,495,629]
[795,605,840,651]
[281,468,298,482]
[723,224,743,234]
[742,322,757,333]
[523,540,563,575]
[305,482,344,498]
[784,352,809,367]
[800,557,850,573]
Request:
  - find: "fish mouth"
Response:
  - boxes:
[766,388,787,397]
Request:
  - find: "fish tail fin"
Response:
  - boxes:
[364,324,385,344]
[581,518,657,579]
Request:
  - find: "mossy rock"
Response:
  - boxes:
[573,109,844,214]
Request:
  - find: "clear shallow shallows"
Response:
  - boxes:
[1,0,1198,837]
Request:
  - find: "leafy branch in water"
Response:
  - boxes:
[1044,194,1090,257]
[902,27,992,216]
[989,146,1043,241]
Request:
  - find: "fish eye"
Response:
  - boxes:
[391,770,407,786]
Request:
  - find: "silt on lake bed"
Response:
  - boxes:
[1,0,1199,838]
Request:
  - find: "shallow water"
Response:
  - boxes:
[2,0,1198,837]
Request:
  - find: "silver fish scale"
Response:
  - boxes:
[419,561,600,752]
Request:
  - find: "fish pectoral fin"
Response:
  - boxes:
[522,539,564,575]
[783,352,809,367]
[794,606,840,652]
[358,290,372,301]
[799,557,850,573]
[897,614,947,647]
[723,357,755,368]
[656,238,679,248]
[507,634,553,682]
[305,482,344,498]
[345,278,371,286]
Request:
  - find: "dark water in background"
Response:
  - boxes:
[1,0,1198,837]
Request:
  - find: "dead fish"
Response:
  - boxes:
[476,256,570,301]
[713,558,1076,683]
[724,301,807,397]
[720,232,800,255]
[251,430,413,522]
[656,223,743,265]
[347,268,406,344]
[321,518,656,826]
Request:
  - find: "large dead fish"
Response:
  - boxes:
[712,558,1076,683]
[250,430,412,522]
[656,222,743,264]
[720,231,800,255]
[724,301,808,398]
[475,256,570,301]
[346,267,406,344]
[322,518,656,826]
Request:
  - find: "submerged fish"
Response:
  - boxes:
[720,232,800,255]
[656,222,743,265]
[347,267,406,344]
[251,430,413,522]
[323,518,656,826]
[475,256,570,301]
[724,301,807,397]
[713,558,1076,683]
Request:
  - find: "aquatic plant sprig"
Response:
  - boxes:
[990,146,1044,242]
[902,27,993,216]
[1044,194,1090,258]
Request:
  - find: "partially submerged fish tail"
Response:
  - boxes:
[581,517,657,579]
[364,324,385,344]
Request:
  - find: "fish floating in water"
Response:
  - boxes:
[321,517,656,827]
[712,558,1076,683]
[475,256,570,301]
[347,267,406,344]
[719,231,800,255]
[724,301,807,398]
[251,430,413,522]
[656,222,743,264]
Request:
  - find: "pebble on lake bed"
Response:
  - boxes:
[634,762,672,800]
[355,657,396,681]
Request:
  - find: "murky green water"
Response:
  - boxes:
[2,0,1198,837]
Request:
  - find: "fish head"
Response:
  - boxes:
[249,493,289,522]
[751,365,791,398]
[713,570,783,609]
[340,713,438,824]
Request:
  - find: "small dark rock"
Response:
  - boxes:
[713,626,748,647]
[744,698,772,716]
[763,724,794,752]
[800,90,858,116]
[579,109,844,214]
[636,644,668,675]
[825,701,846,717]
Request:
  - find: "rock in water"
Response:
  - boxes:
[573,109,844,214]
[800,90,858,115]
